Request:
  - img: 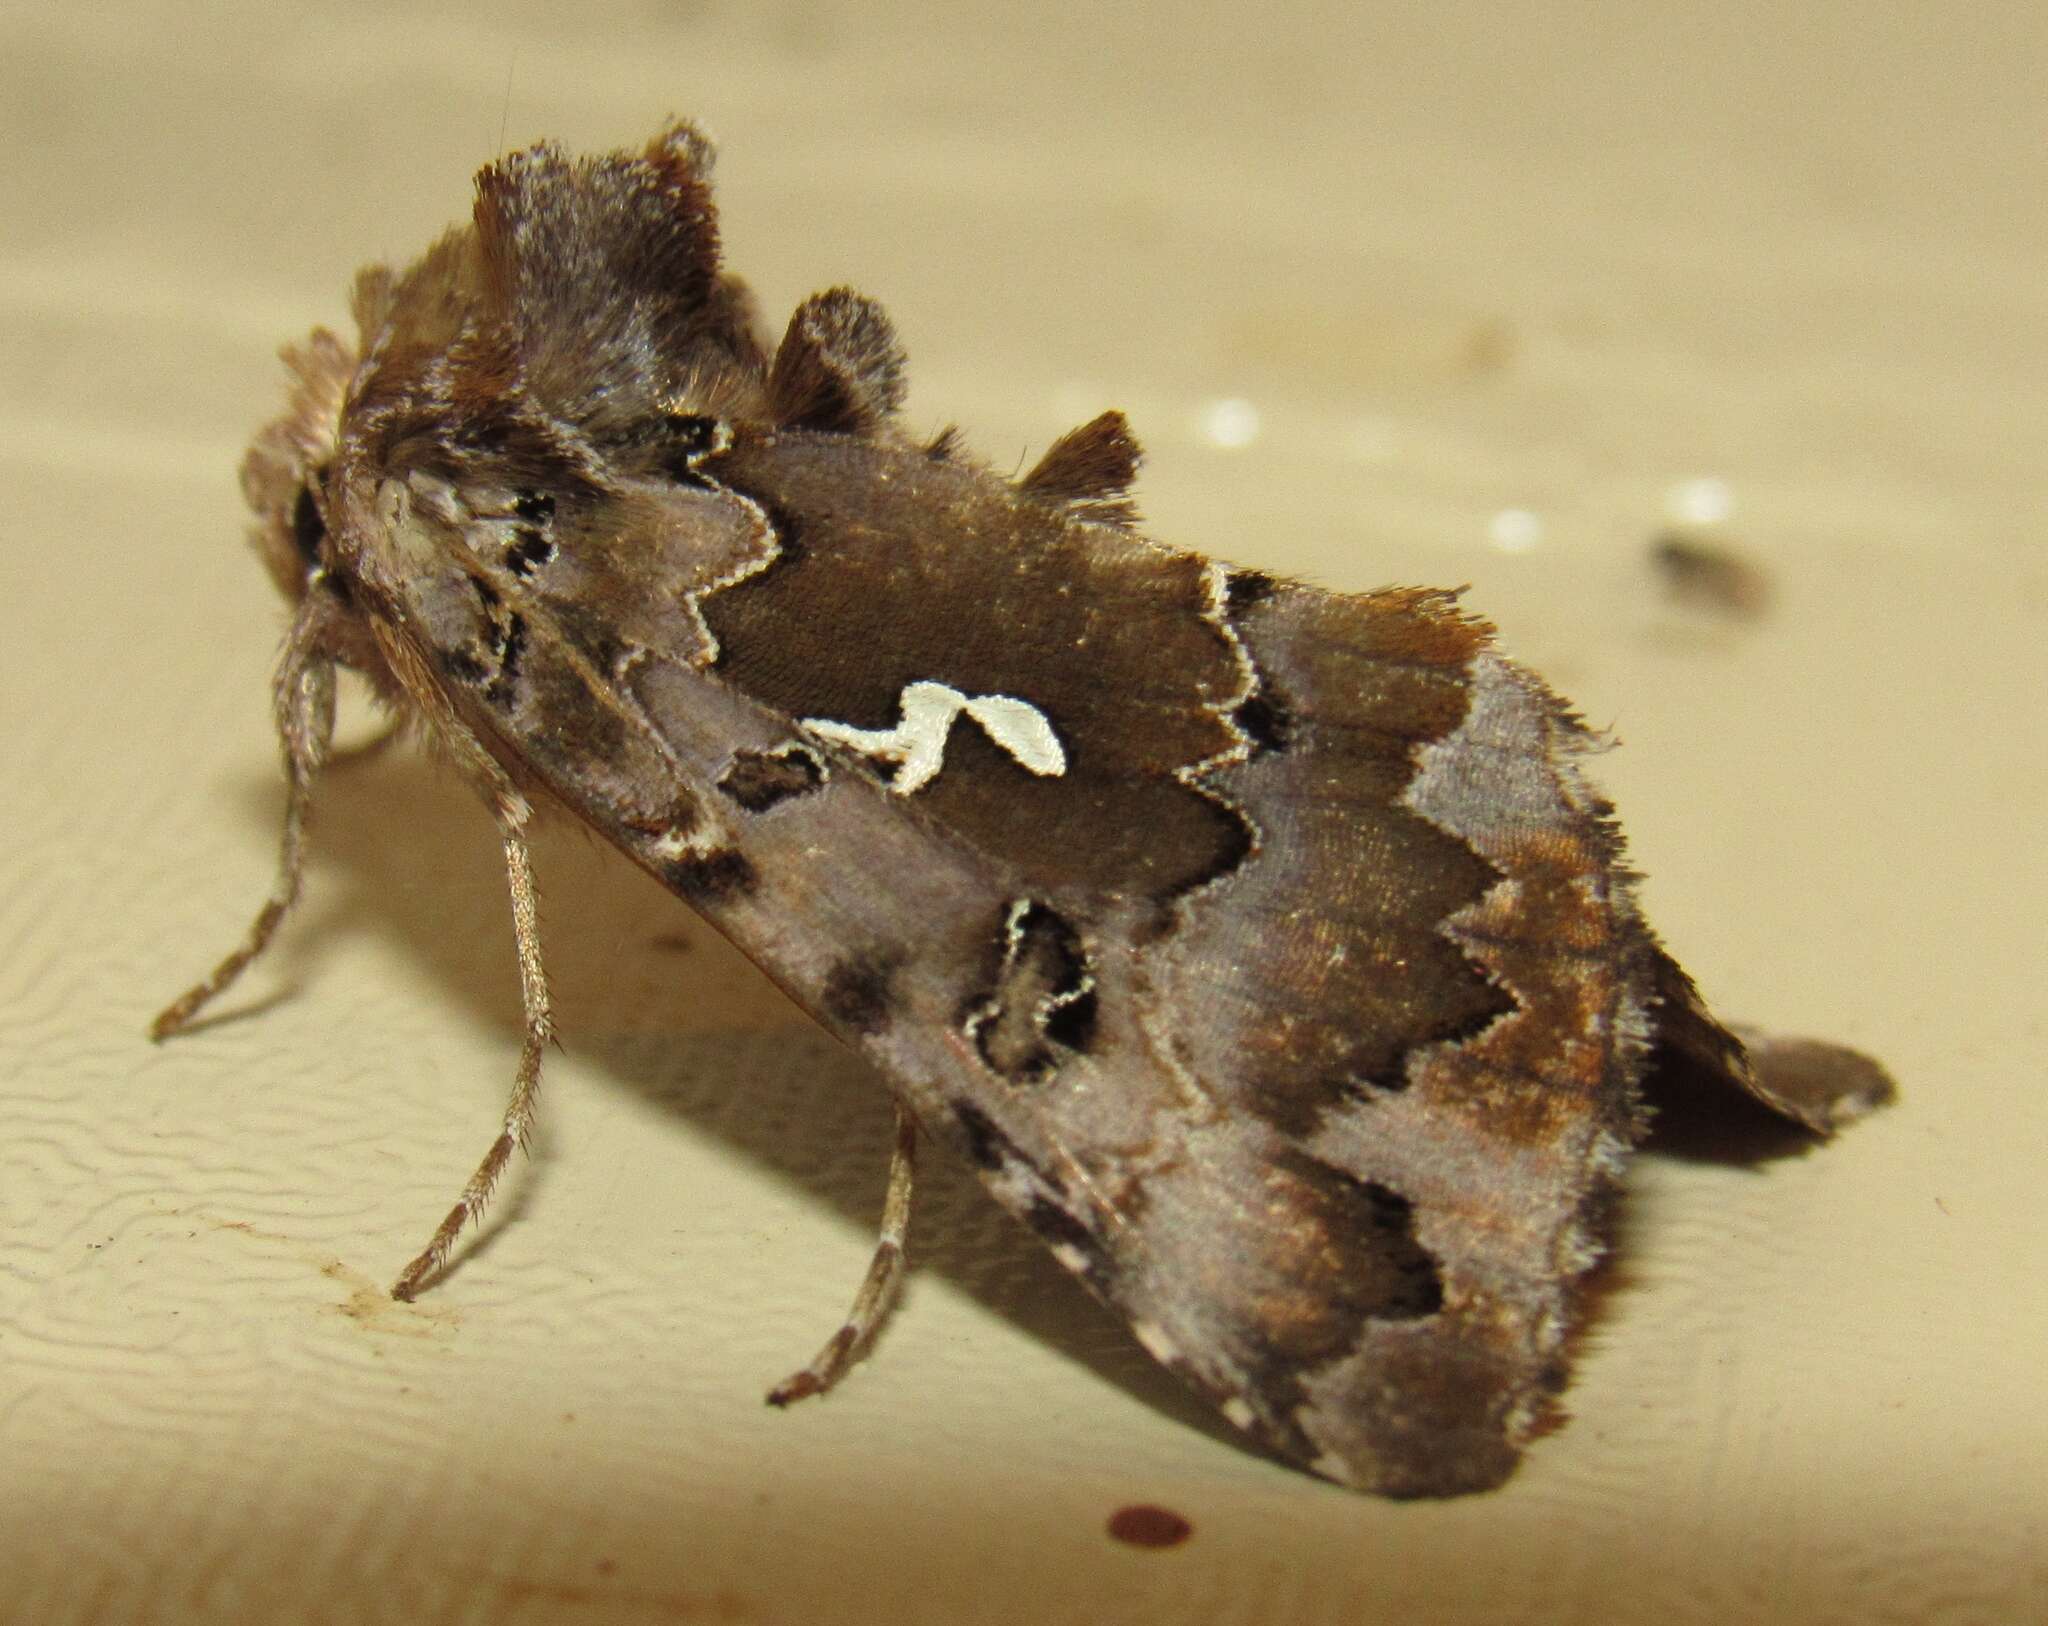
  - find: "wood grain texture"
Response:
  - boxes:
[1,0,2042,1620]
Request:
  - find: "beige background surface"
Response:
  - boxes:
[3,3,2043,1623]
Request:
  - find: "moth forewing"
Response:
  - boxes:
[159,121,1895,1498]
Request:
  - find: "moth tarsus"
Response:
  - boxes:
[388,812,550,1303]
[154,600,334,1043]
[161,120,1895,1497]
[765,1101,919,1408]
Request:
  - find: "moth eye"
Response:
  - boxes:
[290,478,326,568]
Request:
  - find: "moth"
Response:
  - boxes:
[157,123,1894,1497]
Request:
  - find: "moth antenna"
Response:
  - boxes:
[151,597,337,1041]
[391,796,553,1301]
[1017,410,1143,528]
[768,1101,918,1405]
[766,288,908,433]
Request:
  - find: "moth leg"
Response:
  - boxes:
[767,1100,918,1406]
[151,602,336,1041]
[390,800,553,1301]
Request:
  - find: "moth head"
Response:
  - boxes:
[241,325,358,604]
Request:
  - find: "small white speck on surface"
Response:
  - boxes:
[1199,397,1262,449]
[1487,508,1543,553]
[1665,475,1734,526]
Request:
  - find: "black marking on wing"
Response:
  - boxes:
[820,956,897,1037]
[504,528,555,579]
[1024,1196,1116,1289]
[717,744,826,813]
[440,647,488,684]
[484,613,527,707]
[664,848,758,903]
[1224,569,1275,613]
[952,1101,1022,1172]
[1230,687,1294,756]
[655,413,725,487]
[967,901,1096,1083]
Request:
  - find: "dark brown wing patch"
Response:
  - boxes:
[697,430,1255,902]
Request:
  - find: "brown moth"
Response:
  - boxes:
[157,123,1894,1497]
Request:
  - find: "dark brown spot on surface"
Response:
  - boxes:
[511,490,554,523]
[820,957,895,1036]
[521,652,630,765]
[1106,1505,1192,1549]
[542,596,631,680]
[663,848,757,903]
[718,745,825,813]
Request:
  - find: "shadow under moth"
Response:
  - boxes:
[157,122,1895,1498]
